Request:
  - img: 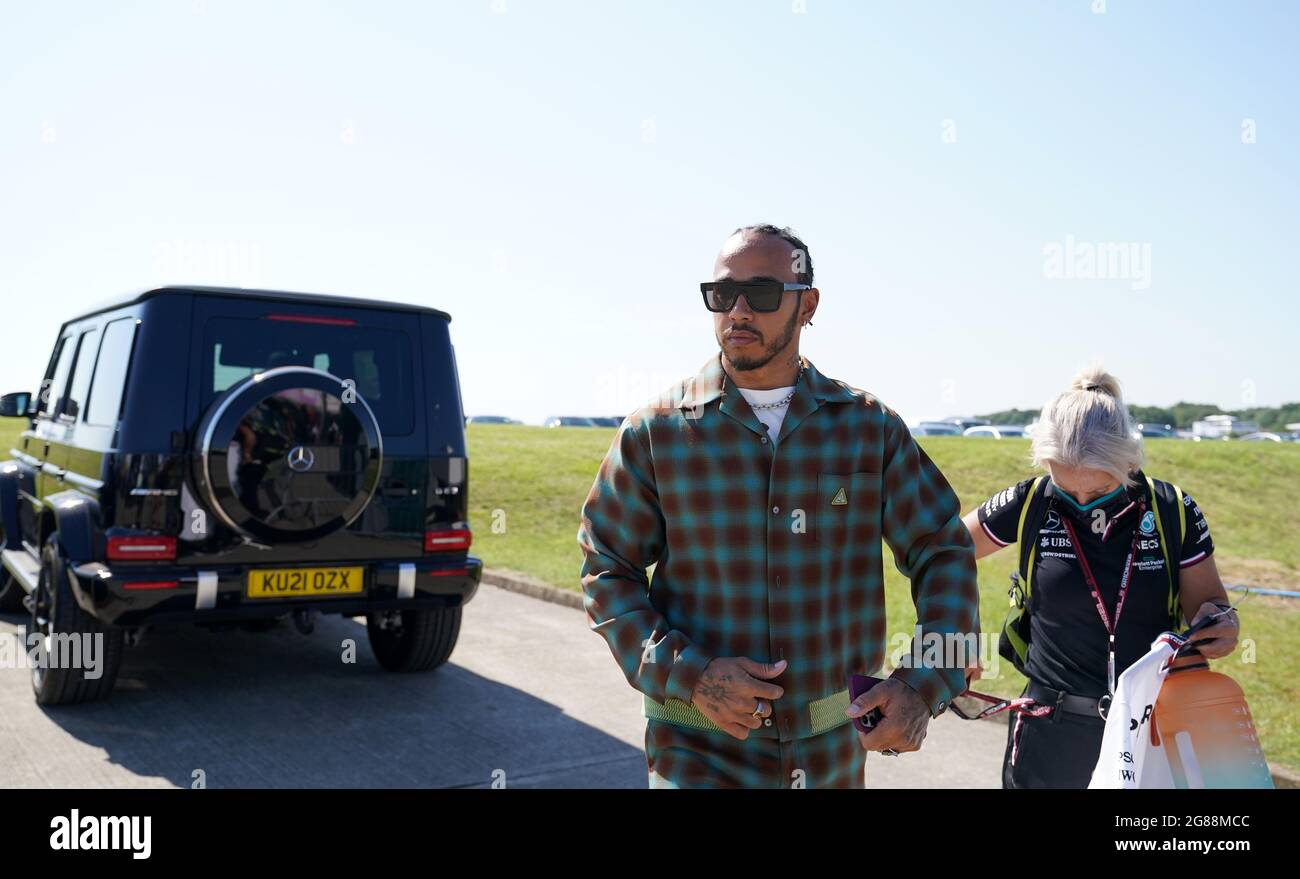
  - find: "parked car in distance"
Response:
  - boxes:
[0,286,482,705]
[942,417,990,433]
[589,416,622,428]
[543,416,598,428]
[912,421,962,436]
[1239,432,1283,442]
[1136,423,1175,438]
[466,415,521,425]
[963,425,1028,439]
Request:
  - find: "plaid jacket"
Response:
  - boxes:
[577,351,979,740]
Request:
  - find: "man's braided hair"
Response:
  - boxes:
[732,223,814,287]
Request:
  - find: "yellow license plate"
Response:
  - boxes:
[247,567,365,599]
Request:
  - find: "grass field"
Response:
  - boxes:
[4,416,1296,771]
[462,423,1300,773]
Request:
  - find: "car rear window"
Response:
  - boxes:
[202,317,415,436]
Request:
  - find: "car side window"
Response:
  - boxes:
[85,318,139,427]
[39,335,76,417]
[63,327,102,421]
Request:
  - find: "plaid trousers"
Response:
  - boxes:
[645,718,867,789]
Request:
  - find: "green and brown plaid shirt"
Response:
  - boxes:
[577,351,979,740]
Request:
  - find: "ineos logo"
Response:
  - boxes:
[287,446,315,473]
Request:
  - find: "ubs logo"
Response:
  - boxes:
[287,446,315,473]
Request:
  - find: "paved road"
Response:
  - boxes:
[0,584,1005,788]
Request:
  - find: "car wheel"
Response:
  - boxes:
[27,535,125,705]
[0,567,23,613]
[365,605,461,672]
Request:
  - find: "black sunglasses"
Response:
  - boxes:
[700,280,811,313]
[948,688,1053,721]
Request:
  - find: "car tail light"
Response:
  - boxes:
[122,581,179,591]
[107,536,177,561]
[424,528,471,553]
[428,567,469,577]
[265,313,357,326]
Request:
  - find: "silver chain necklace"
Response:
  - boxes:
[745,365,804,410]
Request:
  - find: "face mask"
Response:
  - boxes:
[1053,481,1126,513]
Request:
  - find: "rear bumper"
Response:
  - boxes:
[65,555,483,627]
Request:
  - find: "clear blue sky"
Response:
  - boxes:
[2,0,1296,425]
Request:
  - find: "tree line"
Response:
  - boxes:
[976,402,1300,432]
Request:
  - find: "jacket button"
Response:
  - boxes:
[760,436,768,444]
[763,718,772,727]
[772,505,780,514]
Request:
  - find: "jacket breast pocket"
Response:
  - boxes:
[815,471,882,546]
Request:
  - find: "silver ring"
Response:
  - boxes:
[752,701,765,718]
[880,748,900,757]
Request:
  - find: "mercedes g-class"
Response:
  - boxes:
[0,286,481,704]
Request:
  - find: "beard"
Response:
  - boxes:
[720,305,801,372]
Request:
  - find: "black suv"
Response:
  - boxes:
[0,286,481,704]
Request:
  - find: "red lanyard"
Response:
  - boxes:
[1058,501,1144,696]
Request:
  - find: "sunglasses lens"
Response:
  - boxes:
[948,693,988,720]
[703,285,736,312]
[744,282,782,311]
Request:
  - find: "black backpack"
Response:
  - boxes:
[998,474,1188,675]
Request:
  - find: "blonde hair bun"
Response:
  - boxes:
[1070,365,1123,401]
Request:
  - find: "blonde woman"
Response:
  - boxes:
[963,367,1239,789]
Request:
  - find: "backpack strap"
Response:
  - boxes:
[1143,474,1185,627]
[1000,476,1050,673]
[1016,476,1051,603]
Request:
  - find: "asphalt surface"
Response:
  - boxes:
[0,583,1006,788]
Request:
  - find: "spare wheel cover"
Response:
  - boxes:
[196,366,383,542]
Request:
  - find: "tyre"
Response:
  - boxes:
[366,606,461,672]
[0,567,23,613]
[27,536,125,705]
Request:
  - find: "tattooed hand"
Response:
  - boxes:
[848,678,931,754]
[689,657,786,740]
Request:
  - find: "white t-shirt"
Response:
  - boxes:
[737,385,796,444]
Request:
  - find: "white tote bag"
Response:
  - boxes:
[1088,632,1186,789]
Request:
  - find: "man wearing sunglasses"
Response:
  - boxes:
[577,224,980,788]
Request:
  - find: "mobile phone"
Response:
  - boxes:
[847,673,886,734]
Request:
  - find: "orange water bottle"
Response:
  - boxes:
[1154,653,1273,789]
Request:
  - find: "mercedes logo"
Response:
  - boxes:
[287,446,315,473]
